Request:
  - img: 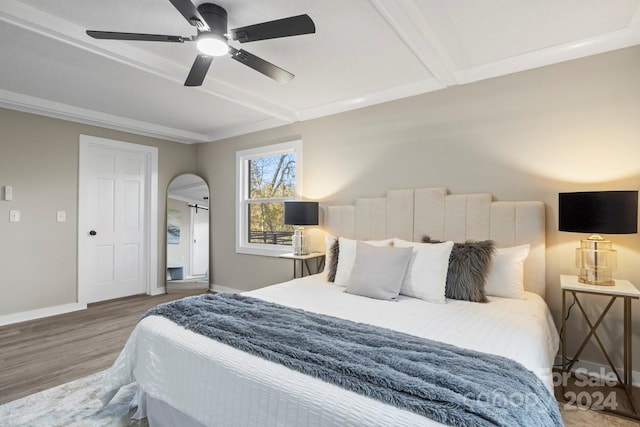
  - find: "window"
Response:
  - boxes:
[236,140,302,256]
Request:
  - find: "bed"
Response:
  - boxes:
[102,187,560,427]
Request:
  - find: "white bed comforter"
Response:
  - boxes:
[103,275,559,427]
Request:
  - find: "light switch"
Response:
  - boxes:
[9,210,20,222]
[3,186,12,201]
[57,211,66,222]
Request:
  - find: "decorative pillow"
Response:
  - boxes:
[346,243,412,300]
[323,234,339,282]
[422,236,495,303]
[333,237,394,286]
[485,244,530,299]
[392,238,454,304]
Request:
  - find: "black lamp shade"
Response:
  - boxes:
[284,201,319,226]
[559,191,638,234]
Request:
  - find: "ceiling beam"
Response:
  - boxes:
[369,0,458,87]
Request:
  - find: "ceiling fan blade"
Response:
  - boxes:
[168,0,210,31]
[230,47,294,83]
[185,54,214,86]
[86,30,187,42]
[230,14,315,43]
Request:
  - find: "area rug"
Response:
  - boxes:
[0,371,147,427]
[1,370,636,427]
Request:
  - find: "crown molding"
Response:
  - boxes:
[456,24,640,85]
[0,89,208,144]
[1,0,638,146]
[206,117,292,142]
[296,78,444,122]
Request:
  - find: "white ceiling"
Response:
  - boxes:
[1,0,639,144]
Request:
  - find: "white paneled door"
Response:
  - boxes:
[78,136,158,304]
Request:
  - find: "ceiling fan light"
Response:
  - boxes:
[196,33,229,56]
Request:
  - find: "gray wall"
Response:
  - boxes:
[1,45,638,371]
[197,46,640,370]
[0,108,197,315]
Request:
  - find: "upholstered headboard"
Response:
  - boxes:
[325,188,546,298]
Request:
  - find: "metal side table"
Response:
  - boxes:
[561,274,639,418]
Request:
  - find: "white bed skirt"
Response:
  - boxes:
[134,390,205,427]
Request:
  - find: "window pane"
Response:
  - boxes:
[248,153,296,200]
[248,202,294,245]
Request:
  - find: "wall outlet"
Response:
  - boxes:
[9,210,20,222]
[57,211,66,222]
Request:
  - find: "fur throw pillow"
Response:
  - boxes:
[327,238,340,282]
[422,236,495,303]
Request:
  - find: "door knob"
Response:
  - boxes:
[89,230,97,236]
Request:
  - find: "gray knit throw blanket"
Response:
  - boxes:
[144,294,563,427]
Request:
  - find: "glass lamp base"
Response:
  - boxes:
[575,236,617,286]
[578,271,615,286]
[292,227,308,256]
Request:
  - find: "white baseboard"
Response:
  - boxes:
[555,356,640,387]
[150,286,166,296]
[210,284,242,294]
[0,302,87,327]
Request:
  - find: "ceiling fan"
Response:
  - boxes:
[86,0,315,86]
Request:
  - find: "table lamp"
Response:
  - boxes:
[559,191,638,285]
[284,201,319,255]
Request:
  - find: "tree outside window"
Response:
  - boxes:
[236,140,302,256]
[247,153,296,245]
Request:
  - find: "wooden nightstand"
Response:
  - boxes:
[560,274,640,418]
[279,252,325,278]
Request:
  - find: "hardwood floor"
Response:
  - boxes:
[555,371,640,426]
[0,292,204,405]
[2,292,638,427]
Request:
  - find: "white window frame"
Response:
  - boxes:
[236,140,303,256]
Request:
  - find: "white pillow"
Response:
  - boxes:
[393,238,454,304]
[485,244,530,299]
[333,237,393,286]
[346,243,413,300]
